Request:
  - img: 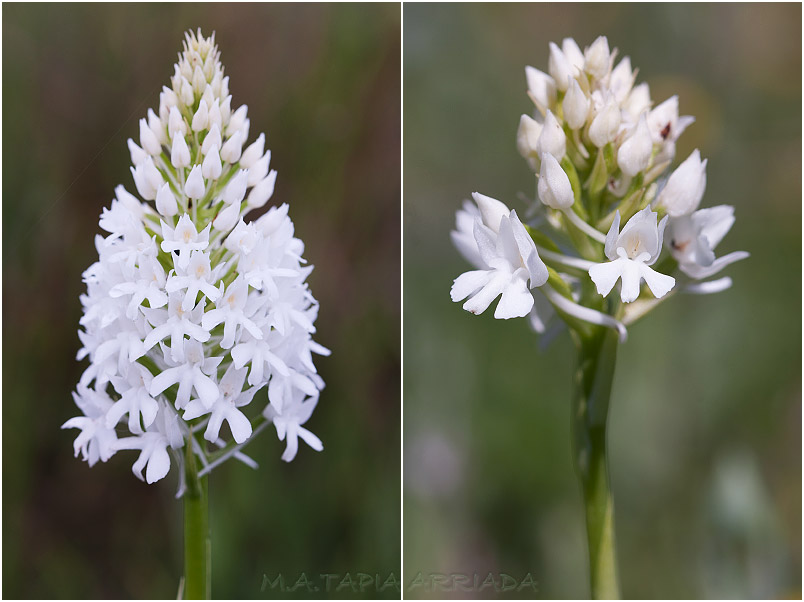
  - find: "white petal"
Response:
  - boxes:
[451,270,493,303]
[194,372,220,407]
[204,411,225,443]
[684,277,733,294]
[619,259,643,303]
[680,250,749,279]
[473,219,499,268]
[226,408,252,444]
[639,264,675,299]
[182,399,210,421]
[588,258,625,298]
[150,367,180,396]
[693,205,735,250]
[603,211,621,260]
[297,426,323,452]
[509,210,548,287]
[145,444,171,484]
[494,279,534,319]
[281,429,299,462]
[462,272,509,316]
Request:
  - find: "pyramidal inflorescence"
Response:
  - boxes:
[64,30,330,489]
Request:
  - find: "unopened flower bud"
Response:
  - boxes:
[201,144,222,179]
[148,109,167,146]
[223,169,249,205]
[180,77,194,106]
[564,79,590,130]
[538,153,574,209]
[171,134,190,168]
[227,105,248,137]
[160,85,179,109]
[655,149,707,216]
[238,119,250,143]
[220,130,243,163]
[201,84,215,108]
[192,64,206,94]
[240,133,265,168]
[207,98,222,131]
[184,165,206,199]
[247,151,271,186]
[127,138,147,166]
[516,114,542,161]
[131,164,156,201]
[143,156,164,191]
[247,170,277,208]
[609,57,634,103]
[617,115,653,176]
[139,118,162,156]
[561,38,585,71]
[584,36,610,80]
[202,123,222,155]
[213,200,240,232]
[168,106,186,138]
[525,66,557,113]
[548,42,575,91]
[536,110,566,160]
[155,182,178,217]
[588,98,621,148]
[192,99,209,132]
[220,95,232,123]
[623,82,651,120]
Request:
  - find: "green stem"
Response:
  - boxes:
[184,441,211,599]
[571,326,621,599]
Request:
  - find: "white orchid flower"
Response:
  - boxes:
[588,208,676,303]
[451,198,549,320]
[665,205,750,283]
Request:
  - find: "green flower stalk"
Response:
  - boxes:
[449,36,748,598]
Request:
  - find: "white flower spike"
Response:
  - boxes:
[64,30,328,489]
[448,39,748,597]
[454,37,745,340]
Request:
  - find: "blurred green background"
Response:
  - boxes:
[3,3,399,599]
[403,3,801,599]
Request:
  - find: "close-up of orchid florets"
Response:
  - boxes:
[63,29,330,489]
[451,35,748,341]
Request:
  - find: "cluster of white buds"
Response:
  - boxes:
[452,36,748,338]
[64,30,329,488]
